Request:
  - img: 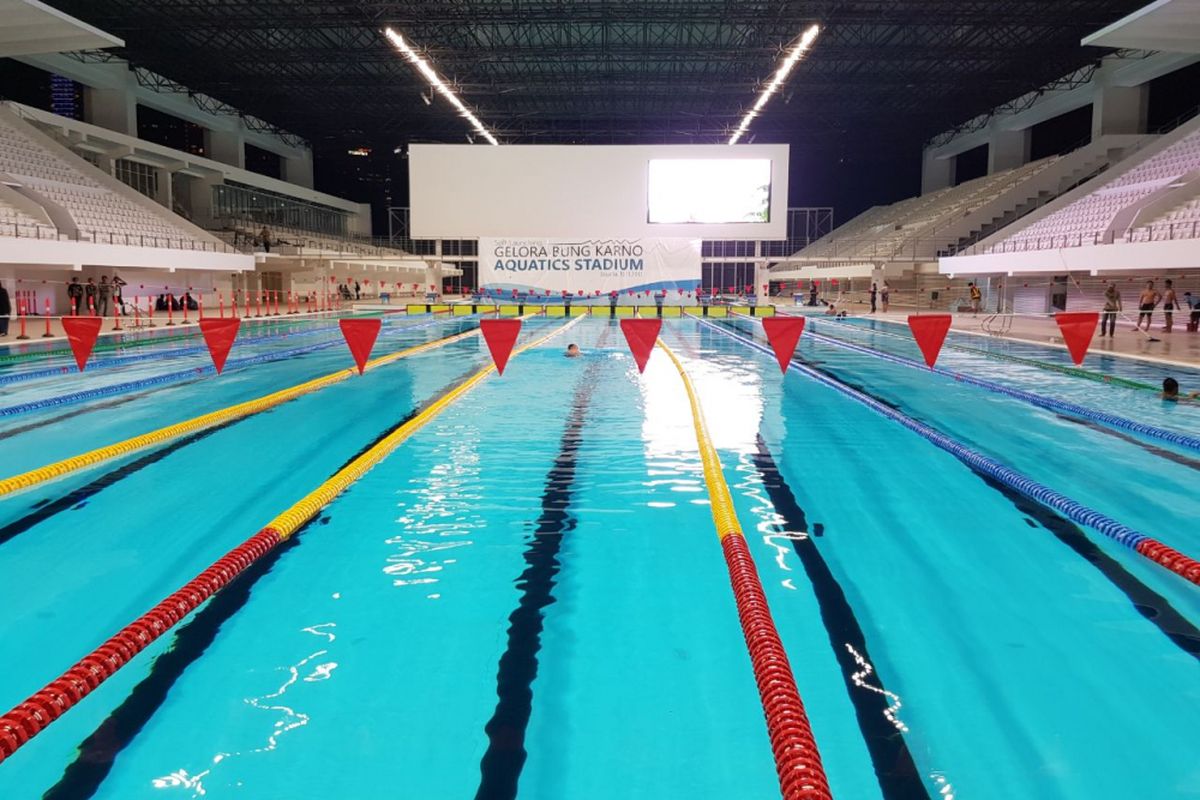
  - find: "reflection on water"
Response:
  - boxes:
[150,623,338,797]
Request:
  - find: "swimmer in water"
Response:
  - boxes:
[1162,377,1198,403]
[566,343,581,358]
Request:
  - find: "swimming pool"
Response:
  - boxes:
[0,312,1196,799]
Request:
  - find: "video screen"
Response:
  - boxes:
[647,159,772,224]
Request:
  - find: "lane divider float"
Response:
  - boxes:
[760,317,1200,455]
[694,315,1200,587]
[656,337,833,800]
[820,315,1155,391]
[0,319,483,496]
[0,315,584,764]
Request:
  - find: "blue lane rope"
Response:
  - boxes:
[0,316,457,418]
[691,314,1171,557]
[738,314,1200,455]
[0,321,355,386]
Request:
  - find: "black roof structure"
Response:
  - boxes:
[38,1,1156,215]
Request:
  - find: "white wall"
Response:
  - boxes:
[940,237,1200,275]
[410,143,789,239]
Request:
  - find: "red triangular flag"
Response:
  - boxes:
[907,314,952,368]
[480,318,522,375]
[61,316,103,372]
[620,318,662,374]
[1055,311,1099,366]
[762,317,806,374]
[199,317,241,374]
[339,318,382,375]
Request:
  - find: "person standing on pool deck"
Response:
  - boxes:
[881,282,890,313]
[0,282,9,336]
[97,276,111,318]
[1136,280,1160,332]
[809,282,818,306]
[1186,291,1200,332]
[84,277,98,316]
[869,282,878,313]
[67,277,83,315]
[1161,279,1178,333]
[1101,284,1121,337]
[969,282,982,313]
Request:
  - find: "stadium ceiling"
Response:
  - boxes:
[44,1,1154,154]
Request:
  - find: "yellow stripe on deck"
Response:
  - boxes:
[498,304,522,317]
[545,305,566,317]
[706,306,729,318]
[452,305,474,316]
[661,305,682,318]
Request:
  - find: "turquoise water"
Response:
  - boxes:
[0,315,1197,799]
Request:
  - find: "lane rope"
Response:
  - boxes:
[753,317,1200,454]
[656,338,833,800]
[796,314,1155,391]
[0,319,360,384]
[0,319,482,496]
[693,315,1200,587]
[0,314,584,765]
[0,310,368,365]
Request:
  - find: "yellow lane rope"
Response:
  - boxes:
[267,314,584,539]
[655,339,741,538]
[0,325,489,497]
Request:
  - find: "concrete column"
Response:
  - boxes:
[83,87,137,136]
[424,260,443,297]
[988,128,1030,173]
[283,151,314,189]
[921,150,954,194]
[154,167,173,211]
[206,127,245,169]
[1092,83,1148,138]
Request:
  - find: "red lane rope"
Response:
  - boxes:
[723,534,834,800]
[0,529,283,763]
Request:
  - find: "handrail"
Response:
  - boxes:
[0,318,480,496]
[656,338,833,800]
[0,314,583,765]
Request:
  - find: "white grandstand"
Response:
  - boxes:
[986,118,1200,253]
[0,103,228,250]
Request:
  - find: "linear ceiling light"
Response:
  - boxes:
[729,24,820,145]
[384,27,500,145]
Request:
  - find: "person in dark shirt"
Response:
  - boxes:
[0,283,10,336]
[67,277,84,315]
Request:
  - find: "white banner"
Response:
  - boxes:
[478,237,701,297]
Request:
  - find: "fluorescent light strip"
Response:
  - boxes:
[384,27,500,146]
[729,24,819,145]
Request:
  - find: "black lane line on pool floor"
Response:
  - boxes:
[971,470,1200,659]
[750,436,932,800]
[712,323,1200,662]
[0,380,206,440]
[0,422,236,547]
[475,332,609,800]
[1054,414,1200,472]
[43,366,482,799]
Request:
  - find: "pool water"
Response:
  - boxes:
[0,313,1197,799]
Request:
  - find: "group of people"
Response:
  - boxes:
[66,275,127,317]
[1102,279,1199,337]
[337,281,361,301]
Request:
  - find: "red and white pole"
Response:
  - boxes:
[112,295,122,331]
[166,294,175,326]
[16,302,29,340]
[43,298,53,338]
[219,292,225,319]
